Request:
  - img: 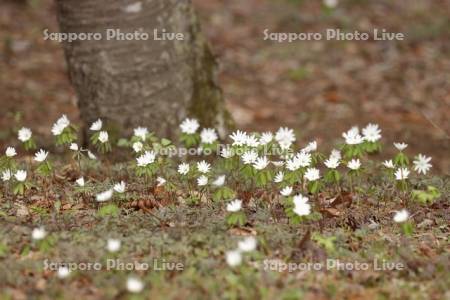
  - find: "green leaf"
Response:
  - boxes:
[97,204,120,217]
[412,186,440,204]
[161,138,172,146]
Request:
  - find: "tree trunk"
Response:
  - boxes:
[56,0,232,140]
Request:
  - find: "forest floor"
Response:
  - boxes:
[0,0,449,299]
[0,161,449,299]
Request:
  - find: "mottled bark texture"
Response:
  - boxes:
[56,0,232,139]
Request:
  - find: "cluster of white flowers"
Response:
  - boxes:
[225,236,257,267]
[275,127,296,150]
[286,152,311,171]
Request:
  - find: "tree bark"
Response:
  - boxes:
[56,0,232,140]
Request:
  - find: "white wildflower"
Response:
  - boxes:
[362,123,381,142]
[347,159,361,170]
[178,163,190,175]
[302,140,317,153]
[259,132,273,145]
[226,199,242,212]
[229,130,248,146]
[51,115,70,136]
[293,194,311,216]
[133,127,148,141]
[324,156,340,169]
[18,127,32,142]
[394,142,408,151]
[76,177,85,187]
[14,170,27,182]
[393,209,409,223]
[34,149,48,162]
[304,168,320,181]
[200,128,218,144]
[212,175,226,187]
[253,156,269,170]
[241,150,258,165]
[197,160,211,174]
[156,177,166,186]
[286,157,301,171]
[342,127,364,145]
[245,134,260,147]
[280,186,293,196]
[5,147,16,157]
[98,131,109,143]
[238,236,257,252]
[274,171,284,183]
[113,181,126,193]
[197,175,208,186]
[127,277,144,293]
[275,127,296,149]
[323,0,338,9]
[136,151,156,167]
[96,189,113,202]
[225,250,242,267]
[383,160,395,169]
[180,118,199,134]
[57,266,70,279]
[89,119,102,131]
[294,152,312,167]
[330,149,342,160]
[2,169,11,181]
[394,168,410,180]
[413,154,432,175]
[69,143,79,151]
[106,239,121,253]
[87,151,97,160]
[132,141,143,153]
[31,227,47,241]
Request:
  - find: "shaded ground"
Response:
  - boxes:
[0,0,449,172]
